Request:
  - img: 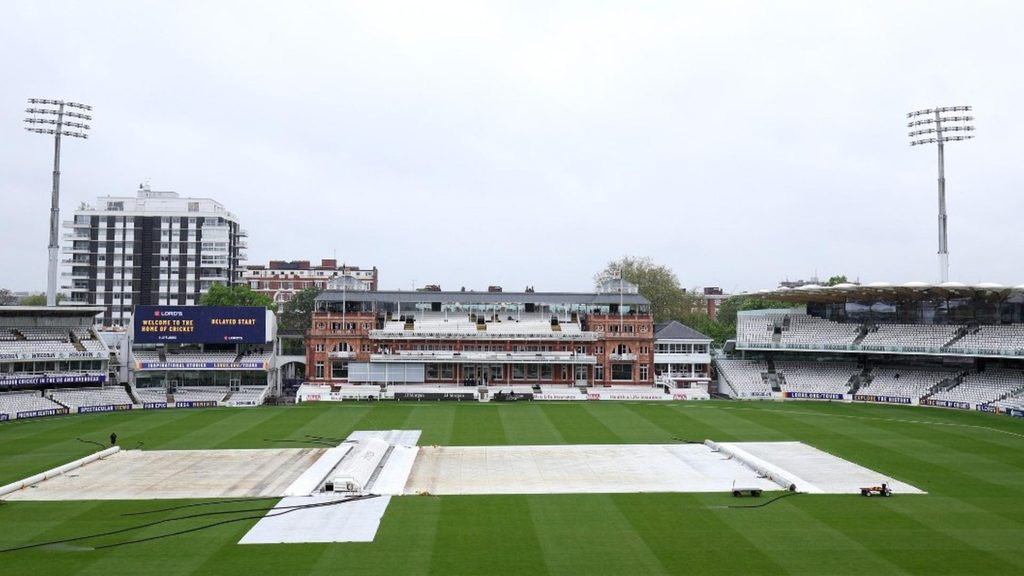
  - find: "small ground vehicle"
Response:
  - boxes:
[860,483,892,497]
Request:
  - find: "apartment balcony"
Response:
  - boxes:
[609,353,637,362]
[328,351,357,360]
[370,351,597,364]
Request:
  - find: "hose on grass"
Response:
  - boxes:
[94,494,380,550]
[0,494,379,553]
[76,438,106,449]
[262,437,337,447]
[726,490,803,509]
[121,496,282,517]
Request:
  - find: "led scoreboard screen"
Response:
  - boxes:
[133,306,267,344]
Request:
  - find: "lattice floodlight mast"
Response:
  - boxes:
[24,99,93,307]
[907,106,974,284]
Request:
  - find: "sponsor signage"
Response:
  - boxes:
[393,392,475,402]
[78,404,133,414]
[975,404,997,413]
[492,392,534,402]
[174,400,219,408]
[586,392,671,401]
[854,394,912,405]
[16,408,69,419]
[533,393,583,401]
[922,399,971,410]
[143,402,168,410]
[0,373,106,388]
[133,306,266,344]
[0,351,104,361]
[0,414,9,422]
[136,361,267,370]
[785,392,844,400]
[1006,408,1024,418]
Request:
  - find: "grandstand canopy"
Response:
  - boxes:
[316,290,651,306]
[749,283,1024,304]
[0,306,105,319]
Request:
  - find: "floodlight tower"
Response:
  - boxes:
[24,99,93,306]
[907,106,974,283]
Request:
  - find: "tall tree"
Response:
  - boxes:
[826,275,849,286]
[0,288,18,306]
[19,293,62,306]
[715,296,792,327]
[595,256,699,323]
[199,283,276,310]
[280,287,321,334]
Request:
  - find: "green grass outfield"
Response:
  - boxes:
[1,401,1022,575]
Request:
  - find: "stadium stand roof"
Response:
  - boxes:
[748,282,1024,303]
[654,321,711,341]
[0,306,106,319]
[315,290,651,306]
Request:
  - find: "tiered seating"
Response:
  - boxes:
[0,391,66,417]
[0,329,18,341]
[949,325,1024,354]
[135,388,169,403]
[858,367,954,400]
[737,314,775,345]
[132,350,161,363]
[227,387,268,406]
[776,361,858,394]
[17,327,71,341]
[994,390,1024,412]
[80,340,109,353]
[780,316,859,347]
[859,324,961,351]
[70,327,94,340]
[50,387,133,410]
[715,359,771,398]
[932,369,1024,406]
[239,350,272,363]
[163,352,238,363]
[174,387,227,403]
[0,341,80,355]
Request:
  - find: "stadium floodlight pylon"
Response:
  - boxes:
[24,99,93,307]
[907,106,974,284]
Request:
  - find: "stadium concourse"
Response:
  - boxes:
[717,282,1024,418]
[1,429,924,544]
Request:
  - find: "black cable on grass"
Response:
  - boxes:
[121,497,282,517]
[0,494,379,553]
[672,437,704,444]
[726,491,803,509]
[94,494,381,550]
[76,437,106,448]
[262,438,337,447]
[305,434,344,443]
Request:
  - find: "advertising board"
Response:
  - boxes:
[133,306,266,344]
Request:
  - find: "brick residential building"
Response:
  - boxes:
[242,259,378,308]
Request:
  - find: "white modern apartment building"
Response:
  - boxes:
[62,185,247,326]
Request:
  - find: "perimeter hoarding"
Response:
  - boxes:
[133,306,267,344]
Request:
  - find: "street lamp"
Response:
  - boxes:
[24,98,93,306]
[907,106,974,283]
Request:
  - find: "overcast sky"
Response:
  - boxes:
[2,1,1022,295]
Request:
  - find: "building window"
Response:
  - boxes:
[315,343,324,352]
[595,365,604,381]
[640,365,649,381]
[315,361,324,379]
[611,364,632,381]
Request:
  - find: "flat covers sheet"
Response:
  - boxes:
[239,494,392,544]
[4,448,324,501]
[404,444,780,495]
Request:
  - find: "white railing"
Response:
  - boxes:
[370,351,597,364]
[368,329,600,341]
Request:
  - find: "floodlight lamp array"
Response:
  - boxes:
[907,105,972,118]
[910,135,974,146]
